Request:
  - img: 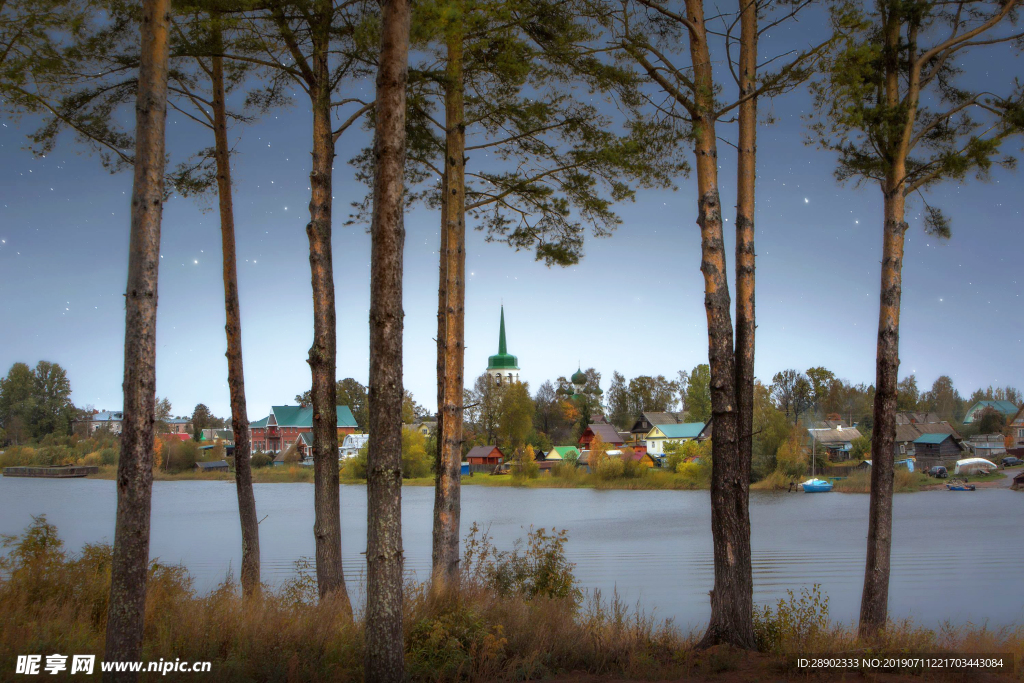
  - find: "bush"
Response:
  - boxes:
[753,584,831,654]
[249,452,273,468]
[164,440,201,473]
[595,455,624,480]
[342,444,368,479]
[463,523,581,604]
[402,429,432,478]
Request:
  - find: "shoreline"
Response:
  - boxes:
[63,465,1014,492]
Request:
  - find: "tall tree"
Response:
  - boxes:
[896,375,920,412]
[29,361,75,438]
[811,0,1024,638]
[364,0,411,677]
[685,363,712,422]
[407,0,684,587]
[104,0,170,672]
[0,362,37,444]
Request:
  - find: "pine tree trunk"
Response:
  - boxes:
[365,0,410,679]
[432,18,466,589]
[689,0,754,650]
[104,0,170,676]
[859,179,906,638]
[306,3,349,610]
[211,21,260,598]
[729,0,758,649]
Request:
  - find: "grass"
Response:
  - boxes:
[2,517,1021,682]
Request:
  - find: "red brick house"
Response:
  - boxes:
[250,405,358,453]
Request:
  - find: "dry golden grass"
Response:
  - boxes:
[2,519,1020,681]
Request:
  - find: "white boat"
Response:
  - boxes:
[954,458,997,475]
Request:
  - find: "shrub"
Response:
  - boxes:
[463,523,582,604]
[342,444,368,479]
[753,584,831,654]
[164,440,201,472]
[402,428,432,478]
[595,454,624,480]
[249,452,272,468]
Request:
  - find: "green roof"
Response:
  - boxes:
[653,422,705,439]
[250,416,269,428]
[269,405,358,429]
[550,446,580,458]
[914,433,953,444]
[963,400,1019,423]
[487,306,519,370]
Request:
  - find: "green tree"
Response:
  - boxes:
[806,367,836,412]
[896,375,920,412]
[154,397,172,433]
[920,375,963,421]
[810,0,1024,638]
[190,403,215,441]
[402,428,432,478]
[0,363,37,444]
[30,361,75,438]
[497,381,534,449]
[771,369,812,425]
[685,364,712,422]
[752,381,791,477]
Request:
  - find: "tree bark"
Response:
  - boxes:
[365,0,410,679]
[211,19,260,598]
[104,0,170,676]
[305,0,350,611]
[859,180,906,638]
[689,0,754,650]
[859,9,910,638]
[432,14,466,590]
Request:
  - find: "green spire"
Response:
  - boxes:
[498,305,507,355]
[487,305,518,370]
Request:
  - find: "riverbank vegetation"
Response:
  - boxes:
[2,518,1020,682]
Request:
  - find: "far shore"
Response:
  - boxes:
[67,464,1014,493]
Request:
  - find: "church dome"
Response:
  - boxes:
[571,367,587,385]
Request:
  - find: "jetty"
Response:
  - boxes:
[2,465,99,478]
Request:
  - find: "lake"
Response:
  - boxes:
[1,477,1021,631]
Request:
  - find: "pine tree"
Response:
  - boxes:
[810,0,1024,637]
[104,0,171,674]
[365,0,411,678]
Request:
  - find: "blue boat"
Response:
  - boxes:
[946,479,976,491]
[801,478,834,493]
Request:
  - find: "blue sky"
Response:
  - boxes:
[1,38,1021,419]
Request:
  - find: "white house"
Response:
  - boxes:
[340,433,369,459]
[645,422,706,456]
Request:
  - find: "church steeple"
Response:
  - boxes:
[486,305,519,384]
[498,305,508,355]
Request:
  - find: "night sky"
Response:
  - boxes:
[1,17,1021,420]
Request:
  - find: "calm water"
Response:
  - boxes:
[1,477,1021,631]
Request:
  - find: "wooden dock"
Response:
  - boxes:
[2,465,99,478]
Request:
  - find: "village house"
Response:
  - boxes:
[962,400,1019,424]
[403,421,436,437]
[544,446,580,461]
[249,405,358,453]
[466,445,504,473]
[166,418,192,434]
[894,412,960,456]
[808,424,862,461]
[195,460,230,472]
[77,410,124,434]
[340,433,369,459]
[644,422,706,456]
[1009,406,1024,448]
[912,433,964,468]
[578,423,625,450]
[965,434,1006,461]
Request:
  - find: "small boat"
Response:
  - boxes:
[946,479,976,491]
[801,478,833,493]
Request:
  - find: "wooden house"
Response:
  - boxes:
[1010,405,1024,448]
[545,446,580,461]
[578,423,625,450]
[644,422,705,456]
[466,445,505,473]
[912,433,964,468]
